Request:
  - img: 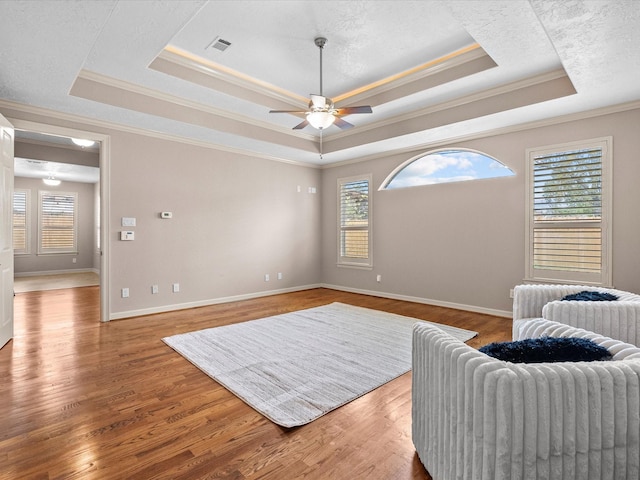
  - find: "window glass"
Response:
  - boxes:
[39,191,78,254]
[338,175,372,268]
[13,189,29,254]
[526,138,612,285]
[382,149,514,189]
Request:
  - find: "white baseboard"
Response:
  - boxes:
[15,268,100,278]
[321,284,513,318]
[108,284,324,321]
[108,283,511,321]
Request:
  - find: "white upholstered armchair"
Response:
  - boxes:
[512,284,640,345]
[412,319,640,480]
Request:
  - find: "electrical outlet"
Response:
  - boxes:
[277,272,283,280]
[152,285,159,294]
[509,288,514,298]
[264,274,270,282]
[376,274,382,282]
[172,283,180,293]
[121,288,129,298]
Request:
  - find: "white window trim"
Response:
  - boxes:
[337,174,373,269]
[38,190,79,255]
[525,136,612,286]
[13,188,30,255]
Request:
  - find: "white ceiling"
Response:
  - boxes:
[14,157,100,184]
[1,0,639,166]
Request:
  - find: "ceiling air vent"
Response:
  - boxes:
[208,37,231,52]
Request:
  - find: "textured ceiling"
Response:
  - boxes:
[1,0,639,167]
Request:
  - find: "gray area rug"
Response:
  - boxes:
[162,302,477,427]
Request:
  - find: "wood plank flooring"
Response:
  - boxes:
[0,287,512,479]
[13,271,100,293]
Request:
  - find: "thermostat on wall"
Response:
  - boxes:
[161,212,173,219]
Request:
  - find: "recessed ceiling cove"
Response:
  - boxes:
[2,1,638,165]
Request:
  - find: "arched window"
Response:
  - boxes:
[380,149,514,190]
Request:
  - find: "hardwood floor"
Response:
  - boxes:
[1,287,512,479]
[13,271,100,293]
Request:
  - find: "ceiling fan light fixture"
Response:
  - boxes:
[71,138,95,148]
[307,111,335,130]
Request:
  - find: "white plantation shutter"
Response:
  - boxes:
[39,191,78,254]
[338,175,372,267]
[526,138,611,285]
[13,189,29,254]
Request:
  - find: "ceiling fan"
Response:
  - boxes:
[269,37,373,130]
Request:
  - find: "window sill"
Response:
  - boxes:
[337,262,373,271]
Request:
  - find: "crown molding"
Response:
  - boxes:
[66,65,573,159]
[322,99,640,169]
[334,44,495,107]
[3,95,637,172]
[328,69,574,143]
[153,43,495,114]
[74,70,312,139]
[321,69,576,154]
[151,46,308,110]
[0,99,320,169]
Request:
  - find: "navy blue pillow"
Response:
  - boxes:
[561,290,618,301]
[479,337,612,364]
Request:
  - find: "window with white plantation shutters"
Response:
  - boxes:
[526,137,612,286]
[38,191,78,254]
[13,189,29,254]
[338,175,372,268]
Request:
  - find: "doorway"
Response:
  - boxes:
[9,119,110,322]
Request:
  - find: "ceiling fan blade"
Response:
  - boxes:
[333,117,354,130]
[292,119,309,130]
[269,110,308,114]
[335,105,373,115]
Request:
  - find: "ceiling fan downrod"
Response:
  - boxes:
[315,37,327,96]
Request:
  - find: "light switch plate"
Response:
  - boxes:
[121,217,136,227]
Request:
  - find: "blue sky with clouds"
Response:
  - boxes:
[386,150,514,189]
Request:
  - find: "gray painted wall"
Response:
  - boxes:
[15,141,99,168]
[4,106,639,319]
[322,108,640,315]
[107,131,322,315]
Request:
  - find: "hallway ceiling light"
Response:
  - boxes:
[43,175,61,186]
[71,138,95,147]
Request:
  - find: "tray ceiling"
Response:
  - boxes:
[1,0,639,166]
